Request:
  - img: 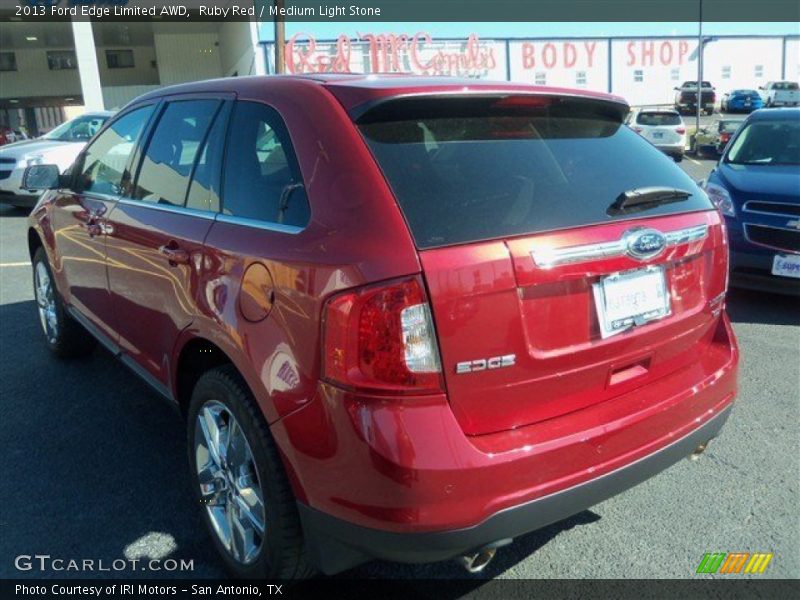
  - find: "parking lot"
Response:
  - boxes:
[0,154,798,582]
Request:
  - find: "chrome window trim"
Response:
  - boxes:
[215,213,303,235]
[117,197,216,220]
[531,223,708,267]
[743,223,800,255]
[742,201,800,219]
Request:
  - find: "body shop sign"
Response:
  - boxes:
[283,32,506,78]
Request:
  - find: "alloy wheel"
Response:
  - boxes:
[34,261,58,344]
[194,400,266,565]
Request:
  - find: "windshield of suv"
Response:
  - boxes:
[43,115,109,141]
[636,112,682,126]
[726,120,800,165]
[359,96,712,249]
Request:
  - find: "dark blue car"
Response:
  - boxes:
[702,108,800,295]
[721,89,765,113]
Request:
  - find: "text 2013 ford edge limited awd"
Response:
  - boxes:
[26,75,739,578]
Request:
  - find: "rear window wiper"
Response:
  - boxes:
[608,186,692,215]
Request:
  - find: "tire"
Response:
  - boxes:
[32,247,96,358]
[673,153,683,163]
[187,364,316,580]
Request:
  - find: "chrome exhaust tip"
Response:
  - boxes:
[689,441,709,461]
[457,547,497,574]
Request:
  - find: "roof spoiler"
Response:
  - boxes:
[351,93,630,124]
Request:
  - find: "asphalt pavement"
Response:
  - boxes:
[0,155,798,582]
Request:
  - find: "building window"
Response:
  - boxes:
[721,66,731,79]
[47,51,77,70]
[575,71,587,86]
[634,70,644,83]
[670,67,680,81]
[534,71,546,85]
[754,64,764,78]
[106,49,135,69]
[0,52,17,72]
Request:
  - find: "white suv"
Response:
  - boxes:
[627,109,686,162]
[0,111,113,208]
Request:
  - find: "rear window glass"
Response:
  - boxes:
[359,97,712,249]
[636,112,682,126]
[774,82,799,91]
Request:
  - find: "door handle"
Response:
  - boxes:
[159,243,190,266]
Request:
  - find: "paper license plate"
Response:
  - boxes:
[652,132,664,139]
[593,267,671,338]
[772,254,800,279]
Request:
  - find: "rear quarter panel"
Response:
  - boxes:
[173,79,421,423]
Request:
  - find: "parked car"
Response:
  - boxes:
[0,111,113,207]
[0,126,17,146]
[701,108,800,295]
[674,80,716,115]
[691,118,745,156]
[720,89,764,113]
[627,108,686,161]
[758,81,800,107]
[26,75,739,578]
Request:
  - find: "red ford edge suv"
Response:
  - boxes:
[26,75,738,578]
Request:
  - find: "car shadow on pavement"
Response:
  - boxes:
[726,289,800,327]
[0,299,226,578]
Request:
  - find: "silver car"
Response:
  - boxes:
[0,111,113,207]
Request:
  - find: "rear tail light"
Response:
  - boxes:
[720,133,731,143]
[676,127,686,134]
[632,127,643,134]
[322,276,443,394]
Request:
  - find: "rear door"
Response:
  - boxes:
[358,95,727,435]
[105,97,229,388]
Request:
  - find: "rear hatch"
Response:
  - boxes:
[357,94,726,435]
[635,111,684,145]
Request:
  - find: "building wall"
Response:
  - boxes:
[154,33,222,85]
[509,39,609,91]
[267,33,798,107]
[218,21,256,77]
[0,46,82,99]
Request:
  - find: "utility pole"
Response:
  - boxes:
[696,0,703,137]
[274,0,286,74]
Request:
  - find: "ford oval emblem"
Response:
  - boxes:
[624,228,667,260]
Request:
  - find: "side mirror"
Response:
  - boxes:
[758,86,765,90]
[673,87,680,91]
[22,164,60,191]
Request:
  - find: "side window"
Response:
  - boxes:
[222,101,310,228]
[76,106,153,196]
[134,100,220,206]
[186,102,229,213]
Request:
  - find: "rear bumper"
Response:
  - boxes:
[299,404,732,573]
[275,315,738,573]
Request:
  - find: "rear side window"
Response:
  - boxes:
[359,96,712,249]
[76,105,153,196]
[222,101,310,229]
[134,99,221,206]
[636,112,682,126]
